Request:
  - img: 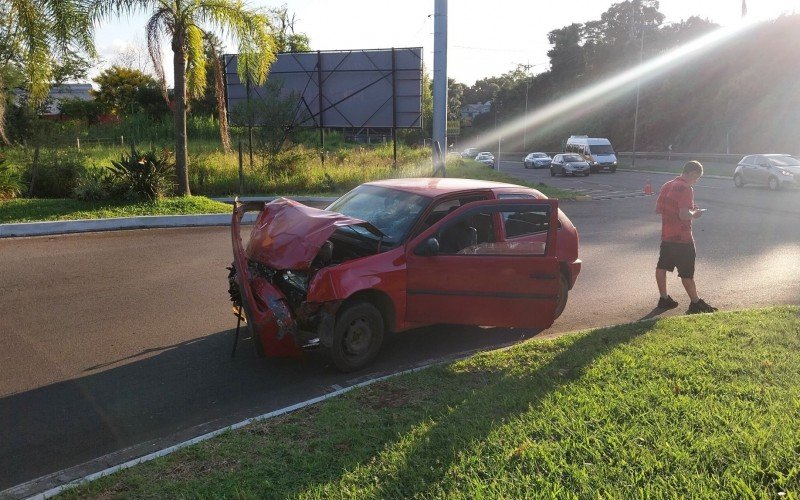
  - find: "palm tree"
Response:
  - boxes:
[93,0,277,196]
[0,0,96,144]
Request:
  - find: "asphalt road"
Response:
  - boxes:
[1,163,799,493]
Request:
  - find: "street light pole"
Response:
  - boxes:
[631,25,644,169]
[522,63,532,152]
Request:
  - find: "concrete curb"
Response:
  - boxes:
[0,197,337,239]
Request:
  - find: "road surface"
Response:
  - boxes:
[1,166,798,493]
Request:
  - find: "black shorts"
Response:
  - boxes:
[657,241,696,279]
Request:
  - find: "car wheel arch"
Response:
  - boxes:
[342,289,397,334]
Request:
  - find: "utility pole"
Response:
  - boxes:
[521,63,532,153]
[432,0,448,176]
[631,23,645,169]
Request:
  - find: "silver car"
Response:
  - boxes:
[474,152,495,167]
[550,154,590,177]
[734,154,800,191]
[523,152,552,169]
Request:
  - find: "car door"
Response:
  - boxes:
[405,199,561,329]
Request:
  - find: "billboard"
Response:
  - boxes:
[224,48,423,129]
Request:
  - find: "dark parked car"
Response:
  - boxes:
[460,147,479,158]
[550,154,590,177]
[733,154,800,191]
[230,178,582,371]
[523,152,552,169]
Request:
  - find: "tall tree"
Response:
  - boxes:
[269,5,311,53]
[0,0,96,144]
[92,0,278,196]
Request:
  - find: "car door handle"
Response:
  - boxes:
[529,273,556,280]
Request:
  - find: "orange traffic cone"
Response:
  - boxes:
[644,179,653,195]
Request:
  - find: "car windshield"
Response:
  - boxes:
[532,153,548,158]
[769,156,800,166]
[326,185,430,245]
[563,155,583,162]
[589,144,615,154]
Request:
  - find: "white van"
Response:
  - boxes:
[565,136,618,173]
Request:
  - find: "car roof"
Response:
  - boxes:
[762,153,793,157]
[364,177,531,197]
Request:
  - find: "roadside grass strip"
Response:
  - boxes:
[58,307,800,498]
[0,162,573,224]
[0,197,232,224]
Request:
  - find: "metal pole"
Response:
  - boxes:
[631,25,644,168]
[317,50,325,166]
[238,140,244,194]
[432,0,448,176]
[392,48,398,168]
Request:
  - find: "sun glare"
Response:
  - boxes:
[470,17,763,151]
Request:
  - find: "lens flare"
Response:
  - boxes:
[470,18,762,151]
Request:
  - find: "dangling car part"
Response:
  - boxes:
[229,179,582,372]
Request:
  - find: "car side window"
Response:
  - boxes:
[411,195,489,239]
[436,205,550,256]
[436,209,496,254]
[503,210,549,238]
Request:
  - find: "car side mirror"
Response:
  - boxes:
[415,237,440,256]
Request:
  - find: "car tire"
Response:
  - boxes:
[584,172,590,177]
[554,273,569,319]
[550,168,555,177]
[328,300,384,372]
[610,168,617,173]
[734,173,744,188]
[768,176,780,191]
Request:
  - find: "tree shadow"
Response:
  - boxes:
[350,321,656,498]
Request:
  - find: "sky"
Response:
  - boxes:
[93,0,800,86]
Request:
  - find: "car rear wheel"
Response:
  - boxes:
[768,176,780,191]
[554,273,569,319]
[733,173,744,188]
[329,301,384,372]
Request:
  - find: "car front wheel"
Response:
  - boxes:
[329,301,384,372]
[768,176,780,191]
[733,173,744,188]
[550,168,555,177]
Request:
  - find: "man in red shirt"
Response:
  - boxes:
[655,161,717,314]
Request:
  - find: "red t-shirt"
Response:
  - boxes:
[656,176,694,243]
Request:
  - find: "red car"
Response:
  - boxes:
[230,178,581,371]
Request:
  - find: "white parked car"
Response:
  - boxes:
[550,154,590,177]
[523,152,552,169]
[474,152,495,167]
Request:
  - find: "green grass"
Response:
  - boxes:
[0,196,232,223]
[0,155,574,223]
[58,307,800,498]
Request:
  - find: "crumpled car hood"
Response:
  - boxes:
[246,197,384,270]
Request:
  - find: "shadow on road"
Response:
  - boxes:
[0,321,546,492]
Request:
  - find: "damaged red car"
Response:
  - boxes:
[229,178,581,372]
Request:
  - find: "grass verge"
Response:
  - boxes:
[0,160,574,224]
[0,197,232,224]
[59,306,800,498]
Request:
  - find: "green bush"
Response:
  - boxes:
[109,147,175,201]
[72,167,118,201]
[22,148,89,198]
[260,147,313,178]
[0,155,24,200]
